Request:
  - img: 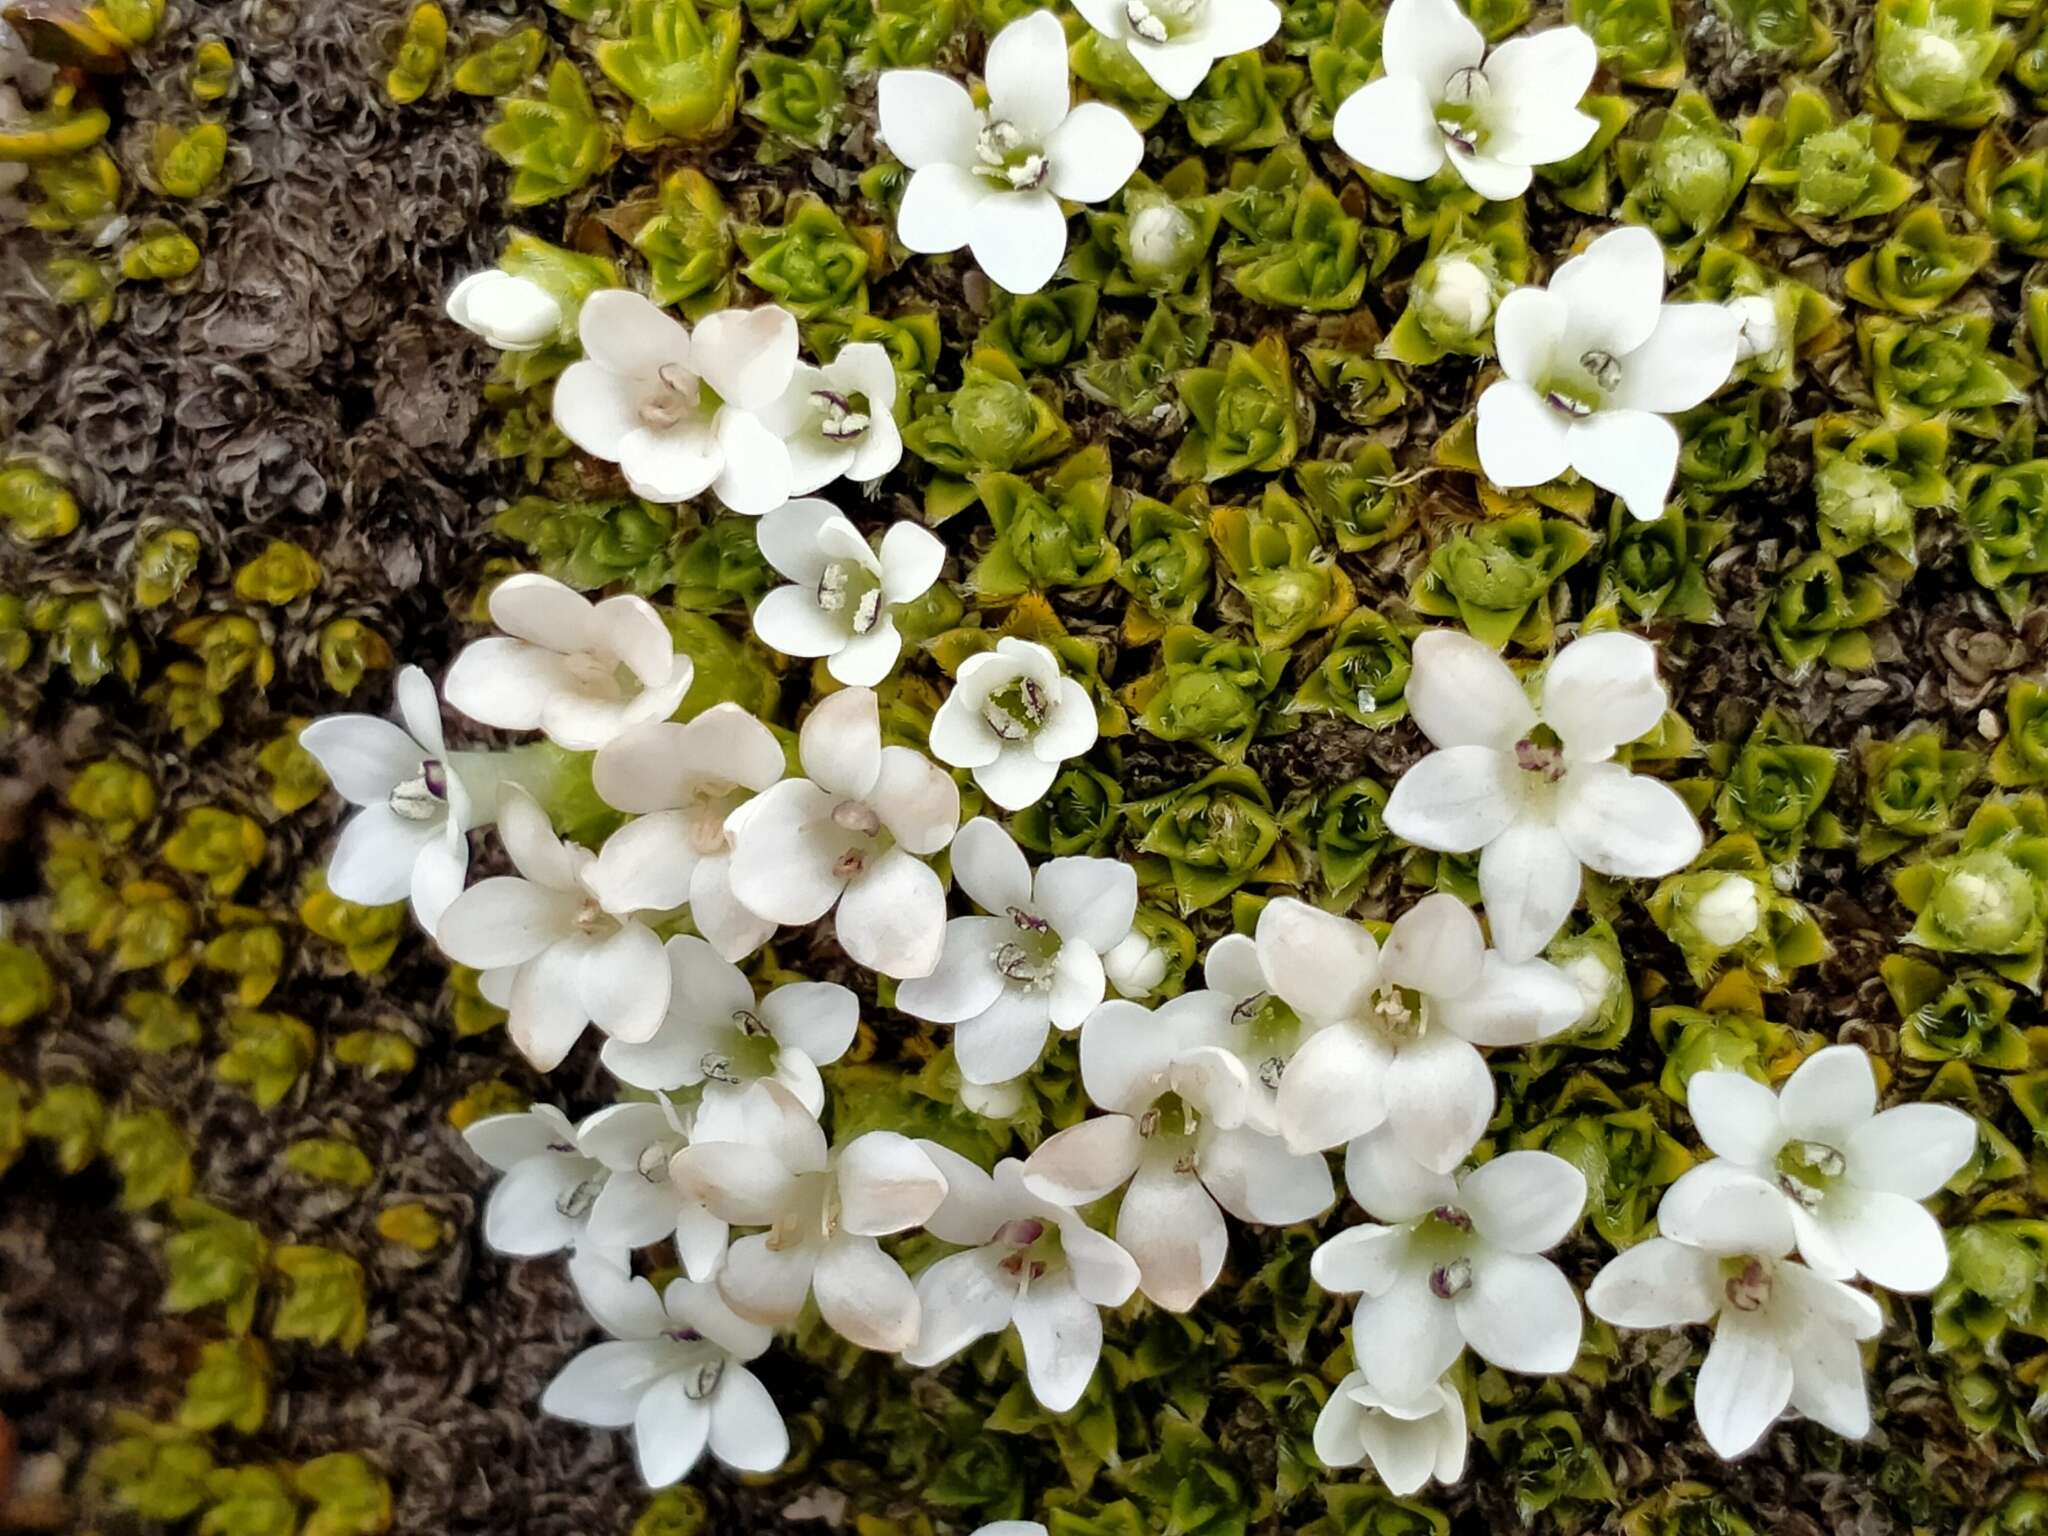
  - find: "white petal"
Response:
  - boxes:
[1384,1030,1494,1174]
[691,306,799,413]
[1687,1071,1786,1166]
[1569,410,1680,522]
[1782,1286,1873,1440]
[1657,1162,1796,1256]
[754,584,848,658]
[584,1169,683,1252]
[1541,632,1669,762]
[1128,34,1224,100]
[1032,678,1099,764]
[968,190,1069,297]
[973,746,1060,811]
[1433,953,1584,1046]
[1256,897,1381,1022]
[541,1340,671,1428]
[1461,1150,1586,1253]
[952,816,1033,912]
[985,9,1070,138]
[578,922,671,1042]
[1045,102,1143,204]
[587,812,695,913]
[298,714,421,805]
[1313,1376,1372,1468]
[1312,1224,1412,1297]
[1200,1125,1335,1225]
[579,289,692,376]
[507,950,594,1071]
[1344,1123,1460,1222]
[1078,999,1181,1114]
[1586,1237,1720,1328]
[1117,1160,1227,1312]
[1059,1216,1142,1306]
[1846,1104,1977,1200]
[814,1235,922,1351]
[485,1155,593,1255]
[706,1365,787,1473]
[1477,821,1582,962]
[897,164,986,255]
[879,520,945,602]
[1456,1250,1582,1376]
[1827,1188,1949,1293]
[867,745,961,854]
[1613,303,1741,415]
[620,421,722,505]
[1353,1280,1465,1400]
[436,877,577,969]
[1778,1044,1877,1146]
[443,637,569,734]
[634,1373,713,1487]
[1389,745,1523,853]
[1014,1270,1104,1411]
[876,68,980,169]
[327,805,434,907]
[1490,288,1567,387]
[1169,1043,1253,1127]
[1277,1025,1391,1154]
[836,1131,947,1235]
[1048,942,1106,1032]
[826,618,906,687]
[838,847,949,979]
[1024,1115,1145,1205]
[1382,0,1485,88]
[1035,856,1138,955]
[465,1107,575,1171]
[903,1247,1017,1367]
[1407,630,1538,752]
[928,691,1004,771]
[552,359,644,461]
[1446,148,1532,200]
[895,917,1008,1025]
[1333,75,1447,181]
[1358,1402,1453,1495]
[1555,763,1701,879]
[1550,225,1666,361]
[1693,1314,1792,1459]
[711,409,794,515]
[690,855,778,962]
[1382,893,1486,998]
[799,686,880,798]
[1476,378,1573,489]
[1481,28,1599,161]
[753,496,840,583]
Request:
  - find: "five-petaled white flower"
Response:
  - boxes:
[1587,1174,1880,1460]
[300,664,477,933]
[1070,0,1281,100]
[877,11,1146,295]
[602,935,859,1133]
[1333,0,1598,200]
[542,1252,787,1488]
[897,818,1138,1085]
[572,1098,730,1281]
[463,1104,611,1258]
[1477,226,1742,520]
[436,787,676,1070]
[725,687,961,979]
[445,572,694,753]
[906,1145,1141,1412]
[928,637,1098,811]
[756,341,905,495]
[1385,629,1702,963]
[1250,893,1583,1171]
[552,289,799,514]
[1312,1370,1469,1497]
[1311,1129,1586,1399]
[1023,992,1334,1312]
[750,499,946,688]
[446,270,562,351]
[589,703,786,961]
[670,1082,947,1352]
[1666,1044,1976,1294]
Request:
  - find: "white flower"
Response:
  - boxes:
[1069,0,1281,100]
[725,687,961,979]
[971,1526,1048,1536]
[750,499,946,688]
[1332,0,1598,200]
[1477,226,1743,520]
[445,572,694,752]
[1247,894,1582,1169]
[1691,875,1761,948]
[756,342,904,495]
[601,935,859,1127]
[670,1082,947,1351]
[463,1105,609,1257]
[299,665,475,933]
[1103,924,1171,999]
[1190,931,1313,1139]
[897,818,1138,1084]
[1023,992,1334,1312]
[445,270,562,351]
[572,1098,732,1281]
[1312,1130,1586,1399]
[436,788,676,1070]
[1312,1370,1468,1497]
[1384,629,1702,963]
[589,704,786,961]
[1666,1044,1976,1293]
[905,1145,1140,1411]
[552,289,799,514]
[541,1252,786,1488]
[928,638,1098,811]
[877,11,1145,295]
[1587,1175,1880,1459]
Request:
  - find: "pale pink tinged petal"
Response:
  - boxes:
[298,714,420,805]
[1048,942,1106,1032]
[436,877,578,969]
[1549,224,1667,359]
[1542,631,1669,761]
[799,686,881,798]
[928,692,1004,771]
[1657,1162,1796,1257]
[1585,1237,1721,1328]
[951,816,1033,912]
[1846,1103,1977,1199]
[915,1142,1009,1246]
[707,1365,788,1473]
[985,10,1071,138]
[1078,1000,1180,1113]
[872,747,962,855]
[578,922,670,1043]
[1446,148,1532,200]
[837,1131,947,1235]
[1200,1124,1336,1225]
[541,1340,673,1427]
[895,916,1009,1025]
[552,360,645,460]
[668,1273,779,1359]
[711,409,794,516]
[327,805,434,907]
[1387,745,1520,853]
[588,812,697,913]
[1457,1250,1582,1375]
[760,980,859,1066]
[590,722,689,813]
[728,783,847,924]
[897,164,987,255]
[1478,820,1582,962]
[753,583,847,658]
[1036,855,1138,953]
[536,690,636,754]
[1783,1297,1873,1441]
[973,747,1060,811]
[1686,1071,1786,1165]
[878,520,945,602]
[1013,1270,1104,1412]
[691,306,799,412]
[1461,1150,1587,1252]
[717,1231,818,1325]
[1117,1159,1227,1312]
[674,1204,729,1282]
[1311,1224,1412,1297]
[1612,302,1742,415]
[1554,762,1701,879]
[968,190,1070,297]
[1023,1115,1145,1205]
[1693,1313,1793,1459]
[1344,1121,1459,1222]
[1828,1188,1950,1292]
[1382,892,1485,998]
[1352,1280,1465,1400]
[754,496,840,583]
[485,1154,592,1254]
[1475,378,1573,489]
[1332,75,1447,181]
[1274,1025,1392,1154]
[620,421,721,505]
[838,847,949,979]
[1778,1044,1877,1145]
[903,1247,1018,1367]
[464,1107,574,1171]
[875,68,981,169]
[1489,288,1568,387]
[1256,896,1382,1021]
[954,987,1057,1084]
[674,703,786,794]
[1407,629,1538,750]
[668,1142,801,1226]
[815,1235,922,1352]
[1432,953,1584,1046]
[690,856,778,962]
[443,637,572,733]
[587,1170,686,1251]
[1045,102,1143,203]
[1384,1029,1494,1174]
[1127,35,1222,100]
[488,570,601,651]
[827,618,905,688]
[632,1374,713,1488]
[508,953,593,1072]
[1380,0,1485,88]
[1571,408,1681,522]
[1059,1218,1142,1306]
[1033,678,1099,764]
[593,594,680,688]
[578,289,692,375]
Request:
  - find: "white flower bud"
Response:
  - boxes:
[1556,949,1616,1027]
[960,1076,1027,1118]
[1127,201,1195,276]
[1423,256,1495,338]
[1726,294,1780,364]
[447,270,563,352]
[1104,928,1169,999]
[1692,875,1761,948]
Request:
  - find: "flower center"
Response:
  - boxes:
[817,558,885,636]
[1722,1255,1772,1312]
[812,388,871,443]
[993,905,1062,990]
[982,675,1052,742]
[1543,350,1622,418]
[683,782,739,855]
[1434,66,1495,155]
[995,1216,1062,1288]
[974,116,1048,191]
[682,1359,725,1400]
[388,759,449,822]
[1775,1138,1846,1209]
[1123,0,1201,42]
[1428,1257,1473,1299]
[639,362,704,430]
[1370,984,1426,1041]
[831,799,885,877]
[1514,728,1568,783]
[554,1173,604,1220]
[636,1142,671,1181]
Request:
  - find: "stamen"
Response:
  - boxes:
[1429,1259,1472,1299]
